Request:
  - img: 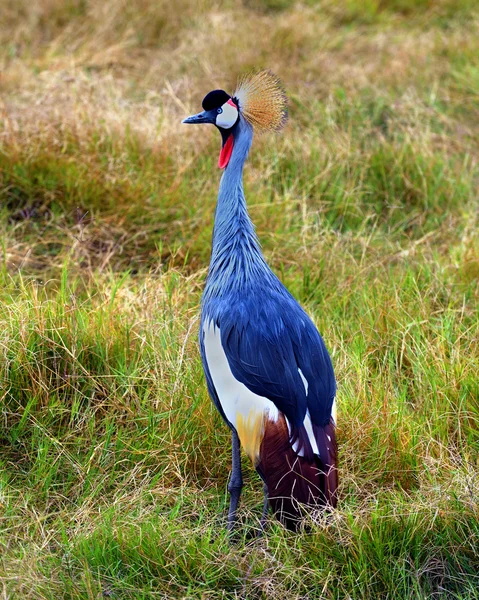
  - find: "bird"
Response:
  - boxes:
[182,71,337,532]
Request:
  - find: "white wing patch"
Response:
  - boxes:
[202,321,279,430]
[292,368,320,456]
[294,368,337,456]
[298,367,337,425]
[298,368,308,395]
[288,368,319,456]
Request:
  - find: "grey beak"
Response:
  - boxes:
[182,110,216,125]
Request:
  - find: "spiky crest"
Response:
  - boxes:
[233,70,288,132]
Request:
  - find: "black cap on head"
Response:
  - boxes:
[202,89,231,111]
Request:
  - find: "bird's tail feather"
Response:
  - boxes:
[257,415,337,531]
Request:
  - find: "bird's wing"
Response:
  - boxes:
[214,289,336,431]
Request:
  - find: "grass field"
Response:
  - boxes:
[1,0,479,598]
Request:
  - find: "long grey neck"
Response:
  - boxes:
[205,117,271,295]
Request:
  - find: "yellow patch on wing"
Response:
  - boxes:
[236,410,266,463]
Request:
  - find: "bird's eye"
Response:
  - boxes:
[217,108,223,114]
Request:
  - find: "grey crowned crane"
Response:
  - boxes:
[183,71,337,532]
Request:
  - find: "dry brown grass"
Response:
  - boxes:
[1,1,479,598]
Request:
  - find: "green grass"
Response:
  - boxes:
[1,0,479,598]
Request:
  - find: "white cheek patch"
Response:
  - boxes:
[216,100,238,129]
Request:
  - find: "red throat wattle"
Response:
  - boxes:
[218,134,234,169]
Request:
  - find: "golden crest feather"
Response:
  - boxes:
[233,70,288,132]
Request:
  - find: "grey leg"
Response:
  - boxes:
[227,429,243,533]
[258,482,269,534]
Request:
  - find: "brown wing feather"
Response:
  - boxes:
[257,415,337,531]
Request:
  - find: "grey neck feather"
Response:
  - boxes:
[204,117,273,297]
